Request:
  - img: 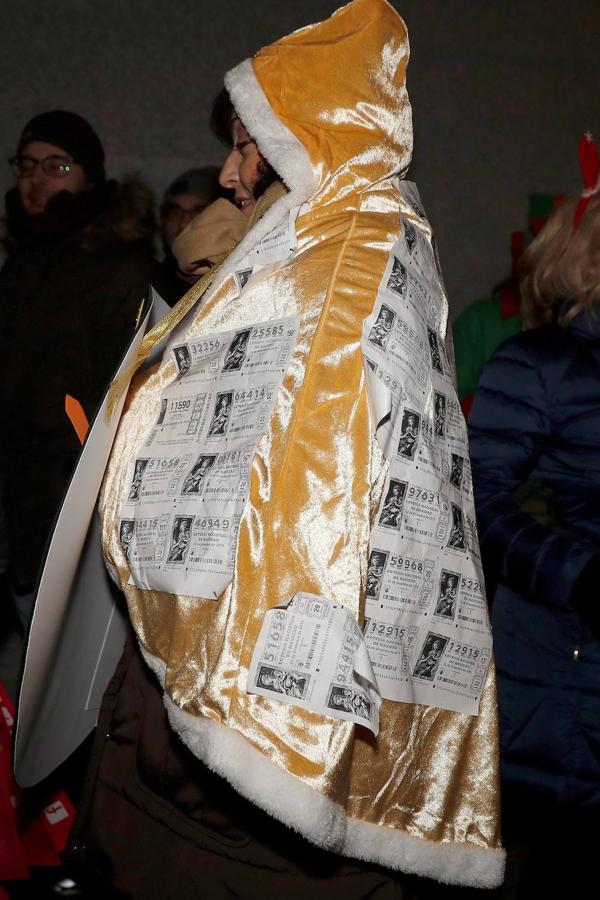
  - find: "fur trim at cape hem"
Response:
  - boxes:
[140,646,505,889]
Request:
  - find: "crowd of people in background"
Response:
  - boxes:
[0,112,225,893]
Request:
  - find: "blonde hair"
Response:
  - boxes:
[520,193,600,328]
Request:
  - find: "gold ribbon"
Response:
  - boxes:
[105,258,225,422]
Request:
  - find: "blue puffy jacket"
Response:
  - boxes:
[468,310,600,808]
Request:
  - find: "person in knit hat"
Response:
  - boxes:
[0,109,156,627]
[160,167,220,246]
[14,109,106,192]
[152,166,221,306]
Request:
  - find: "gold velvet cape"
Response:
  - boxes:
[100,0,504,886]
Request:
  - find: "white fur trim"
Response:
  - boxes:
[140,644,166,680]
[344,816,506,889]
[167,58,316,347]
[225,58,315,197]
[139,645,505,888]
[203,59,315,292]
[139,643,346,850]
[166,695,347,852]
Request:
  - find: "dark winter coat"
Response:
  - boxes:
[150,247,190,307]
[68,633,406,900]
[0,180,156,590]
[468,311,600,807]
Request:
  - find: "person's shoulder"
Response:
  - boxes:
[84,177,156,255]
[492,323,564,366]
[110,178,155,243]
[479,323,576,406]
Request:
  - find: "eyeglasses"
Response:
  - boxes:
[8,154,75,178]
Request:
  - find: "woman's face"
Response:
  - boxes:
[219,119,263,216]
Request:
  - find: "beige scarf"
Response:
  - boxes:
[173,180,288,281]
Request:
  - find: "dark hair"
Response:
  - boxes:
[209,88,278,200]
[210,88,235,147]
[253,159,278,200]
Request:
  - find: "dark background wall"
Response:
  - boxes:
[1,0,598,316]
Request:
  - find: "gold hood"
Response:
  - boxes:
[100,0,503,887]
[227,0,412,207]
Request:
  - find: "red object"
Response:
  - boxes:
[509,230,525,275]
[460,394,475,420]
[0,683,75,886]
[497,279,522,321]
[574,133,600,229]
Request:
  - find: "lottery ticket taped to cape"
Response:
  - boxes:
[233,206,300,294]
[248,593,381,736]
[360,183,493,716]
[120,315,299,599]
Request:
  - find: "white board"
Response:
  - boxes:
[14,288,170,787]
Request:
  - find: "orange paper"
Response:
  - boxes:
[65,394,90,445]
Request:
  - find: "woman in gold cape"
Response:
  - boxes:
[79,0,504,893]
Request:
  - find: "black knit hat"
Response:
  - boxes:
[17,110,105,185]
